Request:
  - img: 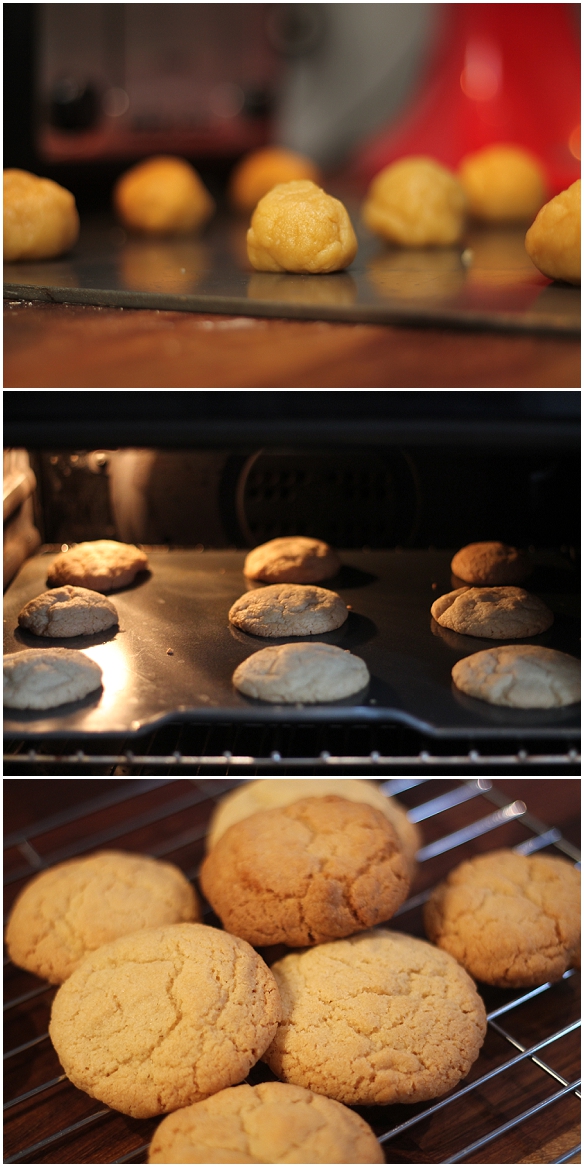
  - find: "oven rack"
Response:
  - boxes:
[4,778,581,1164]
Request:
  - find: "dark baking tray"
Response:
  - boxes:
[3,549,580,740]
[3,213,580,334]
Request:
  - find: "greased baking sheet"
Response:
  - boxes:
[3,215,580,334]
[3,549,580,739]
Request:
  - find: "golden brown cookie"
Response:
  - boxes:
[4,169,80,261]
[431,586,553,639]
[229,584,348,637]
[49,923,281,1118]
[206,778,421,878]
[451,644,581,708]
[114,156,214,235]
[247,181,357,273]
[229,147,321,215]
[424,850,580,987]
[3,647,103,710]
[263,929,487,1105]
[47,540,148,592]
[18,586,119,637]
[232,642,369,703]
[5,850,200,983]
[451,542,531,586]
[200,796,410,947]
[244,537,341,584]
[148,1080,384,1163]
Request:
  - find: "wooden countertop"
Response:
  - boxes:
[4,300,580,388]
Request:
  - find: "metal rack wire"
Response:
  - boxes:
[4,778,581,1164]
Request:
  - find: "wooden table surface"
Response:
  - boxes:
[4,778,580,1164]
[4,300,580,388]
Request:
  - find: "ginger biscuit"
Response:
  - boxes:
[452,644,580,708]
[451,542,531,586]
[6,850,200,983]
[431,586,553,639]
[148,1080,384,1163]
[200,796,410,948]
[244,537,341,584]
[424,849,580,987]
[47,540,148,593]
[263,929,487,1106]
[229,583,348,637]
[49,923,282,1118]
[206,778,421,879]
[18,586,118,638]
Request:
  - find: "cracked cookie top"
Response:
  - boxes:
[200,796,410,948]
[424,849,580,988]
[148,1080,384,1163]
[263,929,487,1106]
[229,584,348,637]
[431,586,554,639]
[5,850,200,983]
[49,922,282,1118]
[206,778,421,879]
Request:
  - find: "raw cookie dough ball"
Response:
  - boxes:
[362,157,466,246]
[424,850,580,987]
[200,796,410,947]
[247,181,358,273]
[525,179,581,285]
[230,147,321,214]
[148,1081,385,1164]
[206,779,421,880]
[4,169,79,262]
[114,156,215,235]
[5,850,200,983]
[459,144,547,223]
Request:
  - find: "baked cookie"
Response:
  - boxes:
[5,850,200,983]
[458,144,546,223]
[206,778,421,878]
[4,168,79,262]
[431,586,553,639]
[3,647,102,710]
[229,147,321,215]
[424,850,580,987]
[244,537,341,584]
[263,929,487,1105]
[47,540,148,592]
[247,181,357,273]
[451,644,580,708]
[114,155,214,235]
[451,542,531,586]
[148,1080,384,1164]
[233,642,369,704]
[200,796,409,947]
[49,923,281,1118]
[18,586,118,638]
[362,157,466,246]
[229,584,348,637]
[525,179,580,285]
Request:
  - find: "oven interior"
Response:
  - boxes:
[4,777,581,1164]
[3,394,580,776]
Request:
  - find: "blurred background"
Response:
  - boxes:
[5,2,580,210]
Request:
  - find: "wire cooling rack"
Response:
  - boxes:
[3,778,581,1164]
